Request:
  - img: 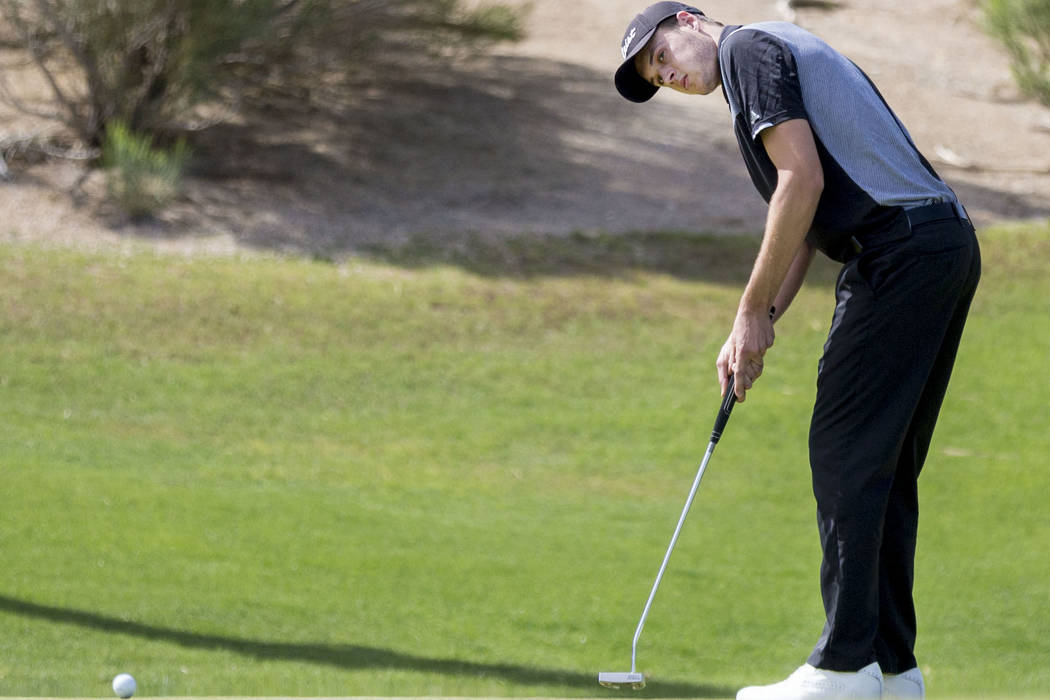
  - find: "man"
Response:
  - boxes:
[614,3,981,699]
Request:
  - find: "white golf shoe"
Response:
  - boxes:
[736,662,882,700]
[883,667,925,699]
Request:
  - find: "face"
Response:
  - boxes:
[633,12,721,96]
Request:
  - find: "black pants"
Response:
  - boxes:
[806,207,981,673]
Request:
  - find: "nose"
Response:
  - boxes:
[658,65,676,86]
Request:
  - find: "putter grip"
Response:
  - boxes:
[709,307,774,444]
[710,374,737,444]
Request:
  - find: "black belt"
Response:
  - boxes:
[904,201,964,228]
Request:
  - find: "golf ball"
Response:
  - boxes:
[112,673,136,698]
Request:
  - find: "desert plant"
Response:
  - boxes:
[0,0,526,146]
[983,0,1050,107]
[102,120,190,217]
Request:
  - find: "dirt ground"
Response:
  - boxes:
[2,0,1049,257]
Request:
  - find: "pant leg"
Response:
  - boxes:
[807,217,980,672]
[874,224,981,673]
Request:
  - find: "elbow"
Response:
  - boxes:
[776,166,824,208]
[793,169,824,214]
[802,167,824,203]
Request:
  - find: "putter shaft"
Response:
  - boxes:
[628,439,718,673]
[603,366,758,688]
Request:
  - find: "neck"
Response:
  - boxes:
[700,19,727,46]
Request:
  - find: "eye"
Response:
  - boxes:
[657,50,666,63]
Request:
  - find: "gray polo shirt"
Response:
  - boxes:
[718,22,957,261]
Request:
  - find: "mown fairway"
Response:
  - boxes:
[1,225,1047,698]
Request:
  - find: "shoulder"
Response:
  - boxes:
[718,23,809,137]
[719,23,804,95]
[720,23,800,65]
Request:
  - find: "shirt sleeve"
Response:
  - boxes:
[721,28,807,140]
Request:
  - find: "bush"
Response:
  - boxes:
[0,0,526,145]
[102,121,190,218]
[983,0,1050,107]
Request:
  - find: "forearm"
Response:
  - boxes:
[772,239,817,322]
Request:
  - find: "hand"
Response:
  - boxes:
[716,309,775,402]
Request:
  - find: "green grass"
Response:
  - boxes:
[0,223,1048,698]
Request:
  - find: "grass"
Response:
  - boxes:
[0,223,1048,698]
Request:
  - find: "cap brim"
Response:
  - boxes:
[616,58,658,103]
[615,26,659,103]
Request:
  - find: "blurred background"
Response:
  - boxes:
[1,0,1048,252]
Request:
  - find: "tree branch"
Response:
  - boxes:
[1,0,91,139]
[31,0,109,140]
[0,70,64,122]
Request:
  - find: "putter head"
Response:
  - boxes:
[598,671,646,689]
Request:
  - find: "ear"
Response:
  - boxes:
[676,10,701,29]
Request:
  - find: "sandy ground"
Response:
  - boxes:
[2,0,1049,257]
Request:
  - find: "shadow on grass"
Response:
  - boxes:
[0,594,729,698]
[352,229,844,289]
[355,230,760,282]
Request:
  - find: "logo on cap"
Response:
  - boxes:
[621,26,637,59]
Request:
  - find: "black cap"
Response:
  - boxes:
[615,2,705,103]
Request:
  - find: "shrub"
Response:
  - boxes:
[983,0,1050,107]
[0,0,526,146]
[102,121,190,218]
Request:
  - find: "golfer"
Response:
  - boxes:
[614,3,981,699]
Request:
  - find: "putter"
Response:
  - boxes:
[598,373,743,690]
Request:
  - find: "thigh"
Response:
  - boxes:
[809,221,978,505]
